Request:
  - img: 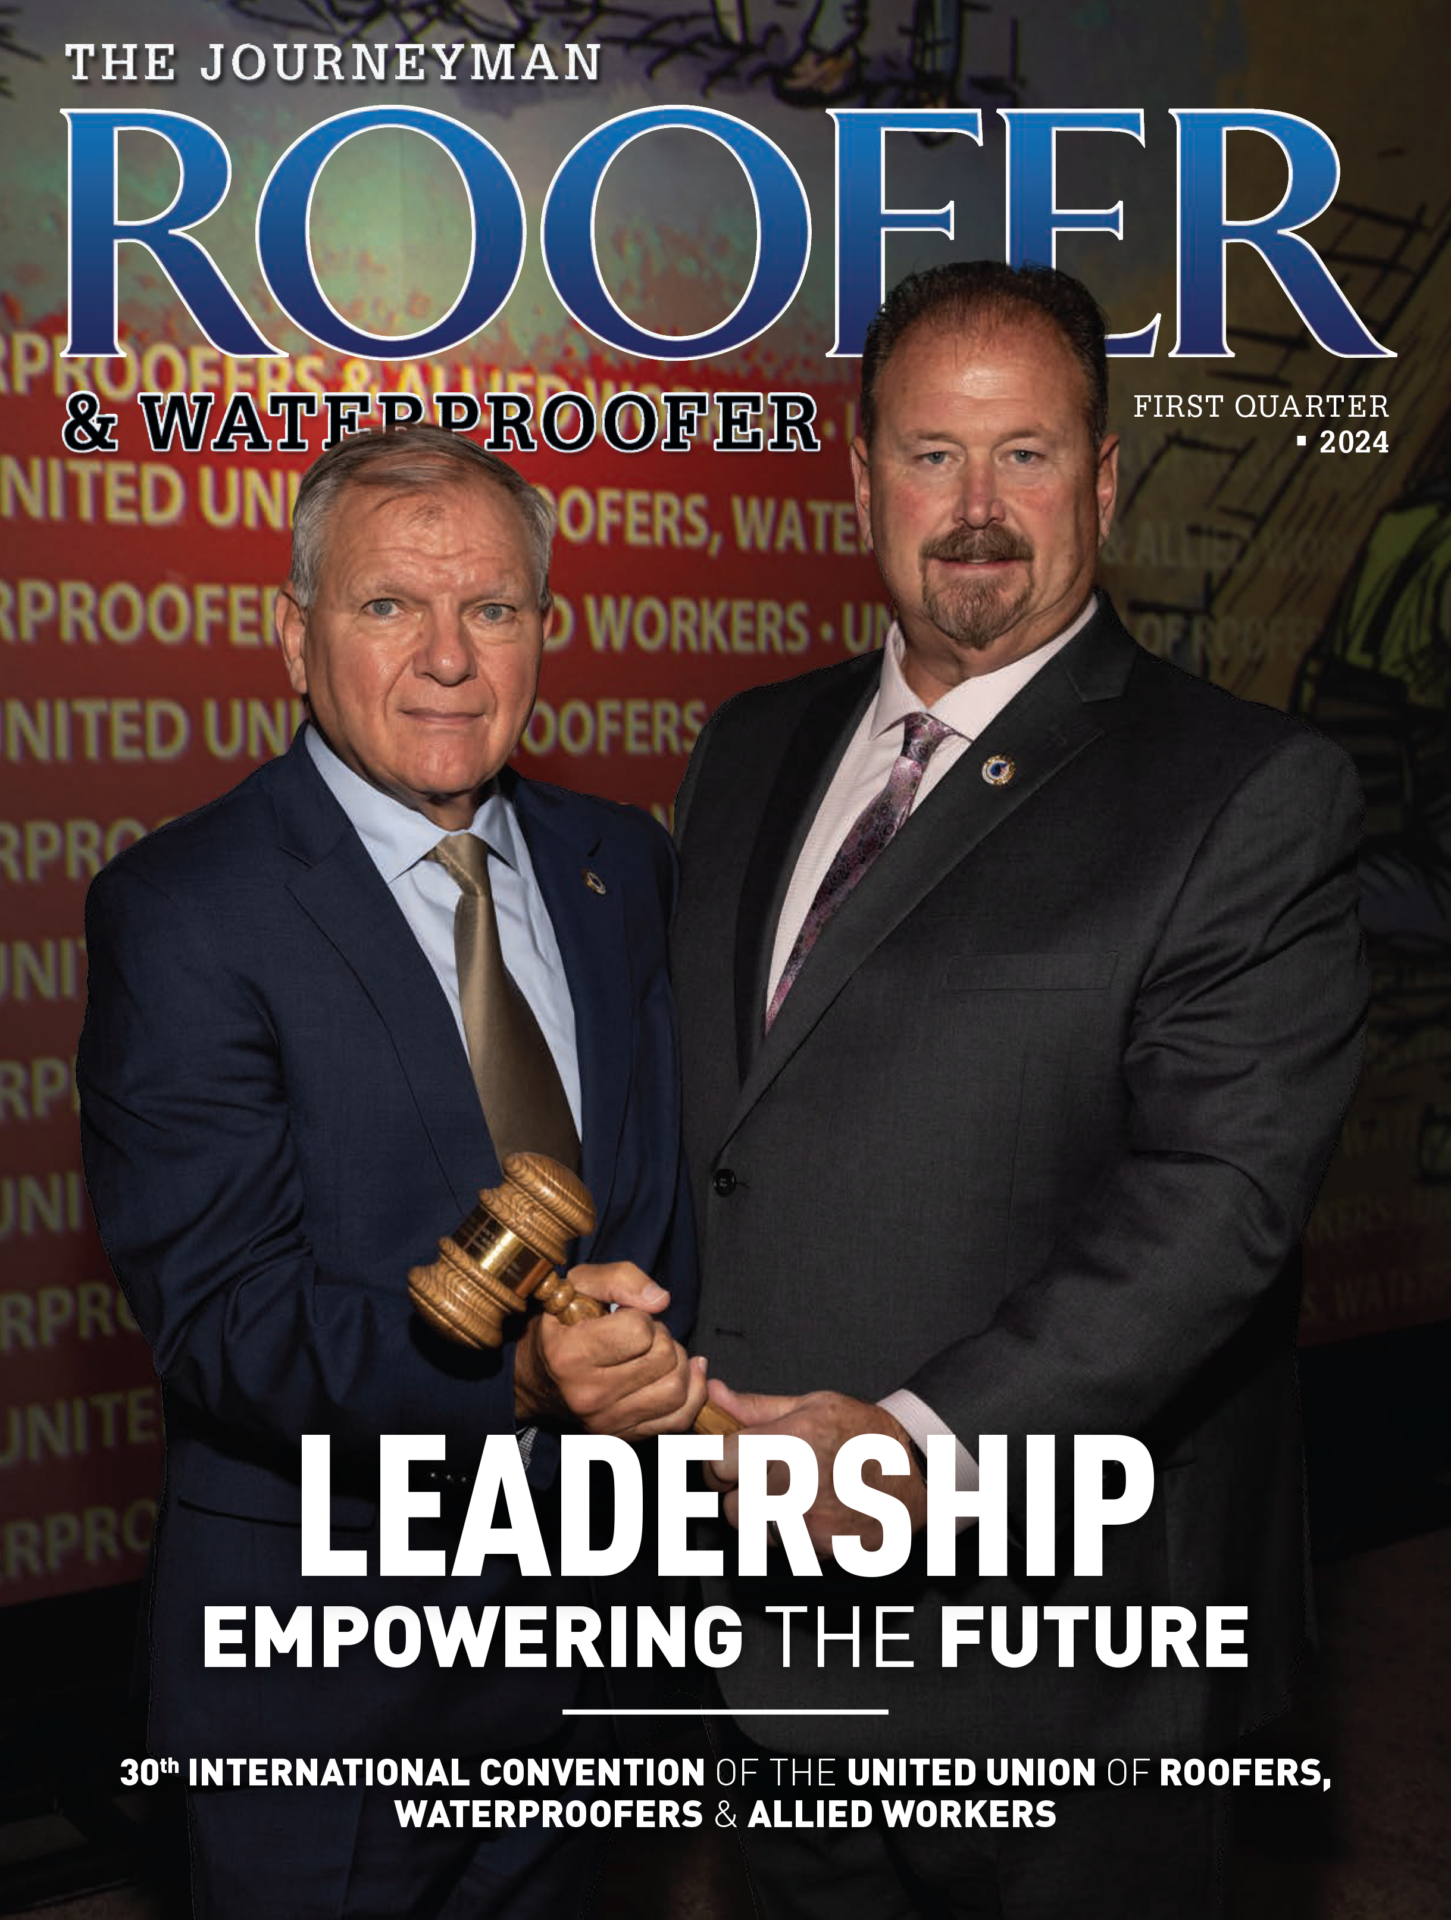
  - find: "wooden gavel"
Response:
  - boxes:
[409,1151,737,1437]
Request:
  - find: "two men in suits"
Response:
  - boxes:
[672,263,1366,1916]
[77,427,707,1918]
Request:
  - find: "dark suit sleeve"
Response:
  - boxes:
[78,861,516,1469]
[904,731,1366,1461]
[654,1126,699,1346]
[632,815,699,1340]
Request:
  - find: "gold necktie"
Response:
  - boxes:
[429,834,580,1171]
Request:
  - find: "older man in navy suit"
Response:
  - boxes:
[78,428,705,1918]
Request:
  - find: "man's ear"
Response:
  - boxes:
[276,585,309,697]
[850,436,873,553]
[1095,434,1121,546]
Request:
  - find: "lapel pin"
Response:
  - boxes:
[981,753,1016,787]
[582,868,607,895]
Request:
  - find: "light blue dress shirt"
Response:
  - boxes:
[305,726,582,1132]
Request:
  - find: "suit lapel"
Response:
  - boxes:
[726,609,1138,1142]
[509,777,629,1242]
[268,742,632,1235]
[733,659,879,1078]
[267,739,490,1214]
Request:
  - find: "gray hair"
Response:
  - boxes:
[289,426,556,610]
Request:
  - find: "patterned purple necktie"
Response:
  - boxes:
[766,709,956,1030]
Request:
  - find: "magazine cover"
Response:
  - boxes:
[1,0,1446,1914]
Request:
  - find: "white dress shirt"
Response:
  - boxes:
[766,598,1099,1508]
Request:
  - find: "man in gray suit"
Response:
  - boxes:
[670,262,1366,1917]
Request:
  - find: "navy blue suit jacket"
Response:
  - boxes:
[78,733,695,1760]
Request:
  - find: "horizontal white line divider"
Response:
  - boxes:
[562,1707,889,1716]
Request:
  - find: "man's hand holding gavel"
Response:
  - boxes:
[513,1261,712,1439]
[410,1155,734,1438]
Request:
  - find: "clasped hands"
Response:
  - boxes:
[514,1265,926,1558]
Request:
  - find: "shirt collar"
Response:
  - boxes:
[305,725,522,885]
[871,592,1099,743]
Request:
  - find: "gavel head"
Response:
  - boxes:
[408,1152,596,1349]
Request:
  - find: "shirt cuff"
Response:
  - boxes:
[878,1388,980,1532]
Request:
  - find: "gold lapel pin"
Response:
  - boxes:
[981,753,1016,787]
[582,868,607,895]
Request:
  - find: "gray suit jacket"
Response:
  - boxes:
[671,600,1366,1756]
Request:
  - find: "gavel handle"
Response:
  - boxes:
[536,1274,740,1437]
[689,1398,742,1439]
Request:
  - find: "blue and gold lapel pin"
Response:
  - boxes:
[981,753,1016,788]
[582,868,607,895]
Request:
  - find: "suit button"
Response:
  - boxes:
[712,1168,737,1197]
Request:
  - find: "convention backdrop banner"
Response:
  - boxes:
[1,0,1447,1604]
